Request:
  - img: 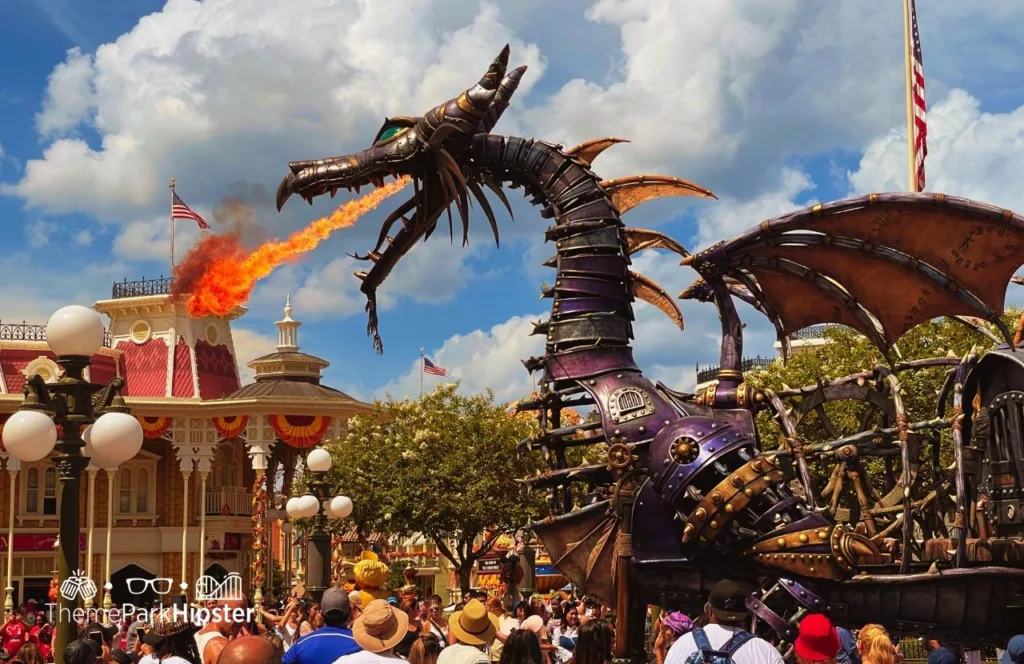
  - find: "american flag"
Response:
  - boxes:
[172,190,210,229]
[423,357,447,376]
[909,0,927,191]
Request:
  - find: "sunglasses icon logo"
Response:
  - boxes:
[126,578,174,595]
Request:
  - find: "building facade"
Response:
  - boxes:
[0,278,370,609]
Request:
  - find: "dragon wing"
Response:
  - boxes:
[685,193,1024,349]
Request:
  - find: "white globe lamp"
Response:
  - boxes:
[89,412,144,465]
[330,496,353,519]
[45,306,106,358]
[306,448,333,473]
[298,494,320,518]
[1,410,57,462]
[281,522,293,534]
[82,424,117,468]
[285,497,303,519]
[322,500,336,518]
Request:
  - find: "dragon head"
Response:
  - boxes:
[276,45,526,352]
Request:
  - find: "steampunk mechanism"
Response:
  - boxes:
[276,46,1024,659]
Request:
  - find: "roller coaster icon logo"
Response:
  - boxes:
[195,573,244,601]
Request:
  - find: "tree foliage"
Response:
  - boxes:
[315,383,546,591]
[745,312,1019,497]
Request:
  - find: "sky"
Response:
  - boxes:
[2,0,1024,404]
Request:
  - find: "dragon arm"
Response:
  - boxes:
[685,193,1024,353]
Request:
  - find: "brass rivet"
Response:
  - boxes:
[725,504,734,513]
[694,508,706,520]
[762,475,772,482]
[798,534,809,543]
[817,530,828,540]
[744,488,754,497]
[709,521,718,529]
[809,566,816,573]
[710,492,723,505]
[776,538,786,548]
[730,475,743,487]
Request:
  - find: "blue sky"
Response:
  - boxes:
[2,0,1024,404]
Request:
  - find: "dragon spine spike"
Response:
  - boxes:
[564,137,631,165]
[600,174,717,214]
[622,228,690,257]
[630,271,684,330]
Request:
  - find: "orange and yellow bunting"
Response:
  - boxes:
[269,414,332,449]
[137,416,172,440]
[212,414,249,440]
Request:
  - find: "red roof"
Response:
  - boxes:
[195,340,239,399]
[0,349,52,394]
[118,338,168,397]
[171,337,195,398]
[89,355,119,386]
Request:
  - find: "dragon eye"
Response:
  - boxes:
[377,126,405,143]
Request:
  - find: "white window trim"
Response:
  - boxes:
[19,461,61,521]
[115,454,159,518]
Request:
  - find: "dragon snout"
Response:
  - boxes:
[275,172,296,211]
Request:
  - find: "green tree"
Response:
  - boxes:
[746,313,1019,499]
[316,383,546,593]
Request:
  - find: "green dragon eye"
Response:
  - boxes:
[377,126,404,142]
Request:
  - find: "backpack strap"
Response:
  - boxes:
[721,630,755,657]
[691,627,712,654]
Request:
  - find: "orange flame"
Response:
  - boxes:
[178,177,410,318]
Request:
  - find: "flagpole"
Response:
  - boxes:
[903,0,916,193]
[169,178,176,270]
[419,348,425,398]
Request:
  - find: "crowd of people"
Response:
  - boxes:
[1,584,1022,664]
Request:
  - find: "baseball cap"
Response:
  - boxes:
[321,588,351,617]
[708,580,749,623]
[84,622,119,645]
[1002,637,1024,664]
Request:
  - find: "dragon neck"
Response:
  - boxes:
[472,133,639,383]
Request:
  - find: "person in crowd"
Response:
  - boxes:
[856,625,895,664]
[925,639,957,664]
[484,598,507,663]
[139,630,163,664]
[664,580,783,664]
[219,637,280,664]
[437,600,497,664]
[281,588,359,664]
[149,607,201,664]
[408,636,442,664]
[195,597,246,664]
[110,649,139,664]
[82,622,120,663]
[348,594,363,626]
[554,606,582,653]
[1002,636,1024,664]
[425,597,448,648]
[794,615,840,664]
[567,619,613,664]
[835,628,861,664]
[2,609,29,661]
[29,622,52,663]
[13,643,44,664]
[334,599,408,664]
[513,602,530,624]
[498,629,543,664]
[653,613,692,664]
[64,640,99,664]
[396,599,426,658]
[259,632,284,658]
[126,615,148,654]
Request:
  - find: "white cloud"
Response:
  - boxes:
[112,215,208,264]
[36,47,95,136]
[231,326,279,383]
[73,230,94,247]
[849,89,1024,211]
[25,220,57,249]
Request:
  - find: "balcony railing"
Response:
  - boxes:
[201,487,253,517]
[0,320,112,348]
[112,276,173,299]
[696,356,774,384]
[787,324,842,341]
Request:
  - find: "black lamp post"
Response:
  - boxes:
[285,449,352,604]
[1,306,142,662]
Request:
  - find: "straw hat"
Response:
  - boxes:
[448,599,499,646]
[352,599,409,653]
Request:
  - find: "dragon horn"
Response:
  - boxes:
[417,46,506,141]
[480,65,528,133]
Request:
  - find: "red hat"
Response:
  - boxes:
[794,614,840,662]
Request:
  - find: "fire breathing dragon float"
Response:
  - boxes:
[276,47,1024,657]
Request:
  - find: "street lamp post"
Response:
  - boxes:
[1,306,143,659]
[285,449,352,604]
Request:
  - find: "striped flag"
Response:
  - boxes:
[908,0,927,191]
[172,191,210,229]
[423,357,447,376]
